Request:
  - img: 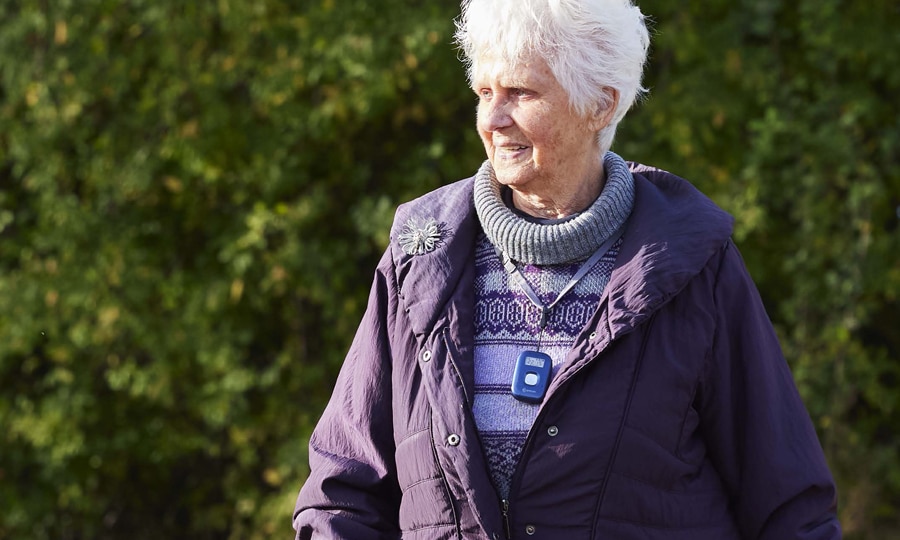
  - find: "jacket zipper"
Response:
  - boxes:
[442,320,627,539]
[501,499,511,539]
[589,313,657,536]
[499,310,627,539]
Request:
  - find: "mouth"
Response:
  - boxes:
[494,145,530,162]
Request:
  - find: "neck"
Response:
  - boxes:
[510,159,606,219]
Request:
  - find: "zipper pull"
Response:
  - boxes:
[501,499,511,539]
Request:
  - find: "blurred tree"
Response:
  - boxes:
[0,1,476,538]
[0,0,897,538]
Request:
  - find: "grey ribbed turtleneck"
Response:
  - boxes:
[474,151,635,265]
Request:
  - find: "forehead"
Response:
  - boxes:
[471,55,555,87]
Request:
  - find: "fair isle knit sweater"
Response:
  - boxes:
[471,151,635,498]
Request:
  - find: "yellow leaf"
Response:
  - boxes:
[180,120,199,138]
[163,176,184,193]
[54,21,68,45]
[230,279,244,302]
[99,306,120,328]
[26,83,41,107]
[263,468,282,486]
[45,290,59,307]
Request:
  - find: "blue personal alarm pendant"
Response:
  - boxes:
[511,350,553,403]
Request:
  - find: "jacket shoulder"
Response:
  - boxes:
[604,160,736,333]
[391,176,476,240]
[626,161,734,243]
[384,176,479,337]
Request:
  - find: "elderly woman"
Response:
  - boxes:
[293,0,841,538]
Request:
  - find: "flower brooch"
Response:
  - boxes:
[398,217,444,256]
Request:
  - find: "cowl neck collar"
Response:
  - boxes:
[473,151,635,265]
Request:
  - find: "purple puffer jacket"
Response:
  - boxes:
[293,163,841,540]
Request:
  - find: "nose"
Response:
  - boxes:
[479,96,514,132]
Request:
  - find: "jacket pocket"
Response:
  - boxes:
[599,426,737,531]
[395,426,456,533]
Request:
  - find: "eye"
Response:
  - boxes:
[477,88,493,101]
[511,87,531,98]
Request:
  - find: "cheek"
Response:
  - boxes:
[522,109,558,143]
[476,126,492,149]
[532,122,589,168]
[475,109,490,139]
[528,117,563,154]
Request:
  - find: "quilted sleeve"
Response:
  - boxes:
[293,249,402,540]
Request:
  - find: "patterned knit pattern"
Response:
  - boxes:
[471,150,634,498]
[472,233,622,498]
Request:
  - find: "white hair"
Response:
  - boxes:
[454,0,650,152]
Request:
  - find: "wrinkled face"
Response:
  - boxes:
[473,56,605,194]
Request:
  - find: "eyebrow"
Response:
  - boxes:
[503,78,530,88]
[472,76,531,89]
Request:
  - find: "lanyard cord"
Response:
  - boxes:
[496,228,622,330]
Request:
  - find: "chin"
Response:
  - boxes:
[491,164,534,188]
[494,172,531,189]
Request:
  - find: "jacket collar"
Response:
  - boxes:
[390,177,479,339]
[389,164,734,348]
[604,165,734,341]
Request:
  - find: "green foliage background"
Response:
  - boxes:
[0,0,897,538]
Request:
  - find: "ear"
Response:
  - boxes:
[588,87,620,132]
